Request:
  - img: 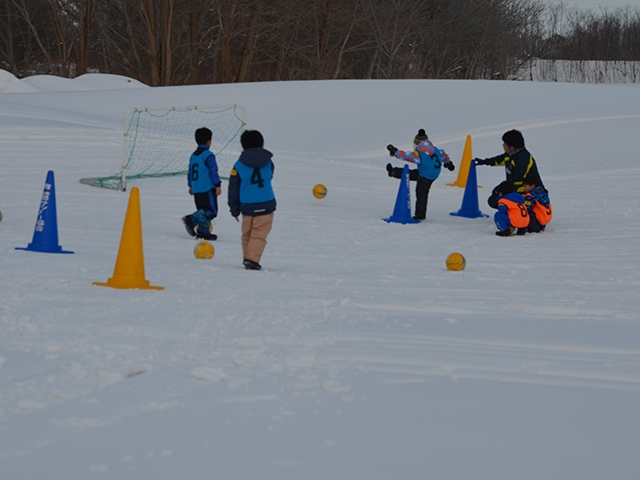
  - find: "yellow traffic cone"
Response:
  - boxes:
[94,187,163,290]
[447,135,481,188]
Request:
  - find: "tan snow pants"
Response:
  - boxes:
[241,213,274,263]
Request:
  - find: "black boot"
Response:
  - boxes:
[496,226,514,237]
[243,259,262,270]
[182,215,196,237]
[196,230,217,241]
[386,163,394,177]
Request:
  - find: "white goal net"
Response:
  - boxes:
[80,104,246,191]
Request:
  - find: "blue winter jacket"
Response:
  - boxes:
[497,191,526,212]
[228,147,276,217]
[394,139,451,181]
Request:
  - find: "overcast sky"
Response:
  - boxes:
[546,0,640,8]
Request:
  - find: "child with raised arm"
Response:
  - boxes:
[385,128,455,221]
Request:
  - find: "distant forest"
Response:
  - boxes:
[2,0,640,86]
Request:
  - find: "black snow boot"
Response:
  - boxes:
[386,163,394,177]
[196,230,217,241]
[243,259,262,270]
[182,215,197,237]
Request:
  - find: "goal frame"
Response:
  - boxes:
[79,103,246,191]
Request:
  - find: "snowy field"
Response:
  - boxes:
[1,70,639,479]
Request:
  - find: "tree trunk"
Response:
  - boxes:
[77,0,95,75]
[49,0,73,76]
[160,0,173,85]
[218,0,236,84]
[140,0,160,86]
[235,1,259,83]
[187,0,200,84]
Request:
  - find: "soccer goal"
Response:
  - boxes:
[80,104,246,191]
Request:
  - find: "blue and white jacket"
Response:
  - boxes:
[228,147,276,217]
[394,139,452,181]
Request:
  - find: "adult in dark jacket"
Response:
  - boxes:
[474,129,544,209]
[228,130,276,270]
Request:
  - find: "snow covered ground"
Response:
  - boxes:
[1,69,639,479]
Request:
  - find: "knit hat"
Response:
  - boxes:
[413,128,428,145]
[502,129,525,149]
[195,127,212,145]
[523,175,541,187]
[240,130,264,150]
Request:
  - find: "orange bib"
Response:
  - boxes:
[498,197,530,228]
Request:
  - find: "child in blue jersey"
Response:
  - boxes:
[182,127,221,241]
[228,130,276,270]
[386,129,455,221]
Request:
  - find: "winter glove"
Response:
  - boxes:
[387,144,398,156]
[473,158,486,165]
[445,162,455,171]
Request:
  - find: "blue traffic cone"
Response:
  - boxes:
[384,164,419,224]
[16,170,73,254]
[450,160,488,219]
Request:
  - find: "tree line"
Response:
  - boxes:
[542,4,640,62]
[1,0,639,86]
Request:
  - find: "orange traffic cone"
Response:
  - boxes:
[94,187,163,290]
[447,135,481,188]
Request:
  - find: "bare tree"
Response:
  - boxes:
[9,0,639,86]
[8,0,55,74]
[0,1,21,74]
[77,0,96,75]
[133,0,176,86]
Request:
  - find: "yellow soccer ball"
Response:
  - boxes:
[312,184,327,199]
[446,252,466,271]
[194,241,215,260]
